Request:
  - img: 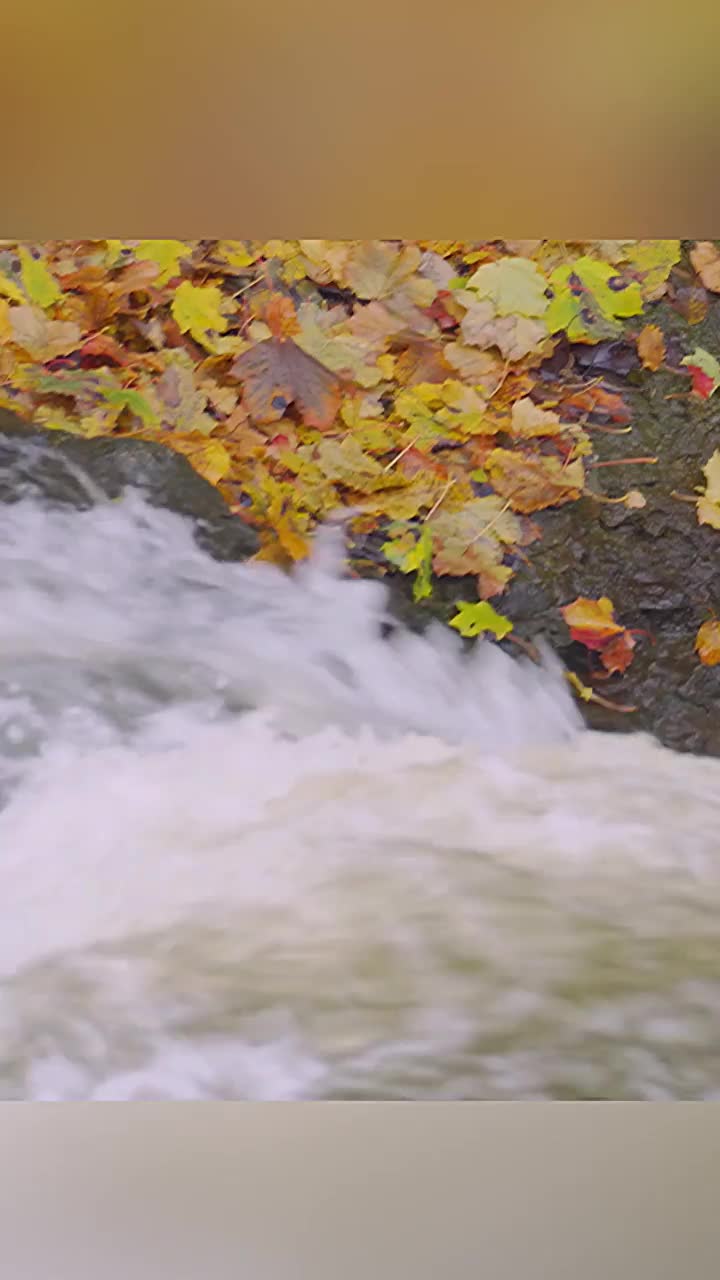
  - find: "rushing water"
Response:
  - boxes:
[1,478,720,1100]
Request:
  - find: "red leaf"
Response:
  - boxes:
[686,365,715,399]
[599,630,636,674]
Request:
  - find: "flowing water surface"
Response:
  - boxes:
[1,478,719,1099]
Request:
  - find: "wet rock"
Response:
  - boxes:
[0,408,259,561]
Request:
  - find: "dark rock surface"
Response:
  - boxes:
[378,301,720,758]
[0,408,259,561]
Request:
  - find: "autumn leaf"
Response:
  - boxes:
[637,324,665,371]
[599,630,636,675]
[231,336,343,429]
[509,397,566,439]
[546,257,642,341]
[19,247,62,309]
[486,449,585,513]
[689,242,720,294]
[621,240,681,300]
[7,305,82,360]
[561,596,624,649]
[681,347,720,399]
[449,600,513,640]
[343,241,422,300]
[136,240,190,285]
[696,450,720,529]
[171,281,228,349]
[695,619,720,666]
[170,438,231,486]
[464,257,548,318]
[382,525,433,601]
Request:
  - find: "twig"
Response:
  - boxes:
[589,456,657,469]
[670,490,698,504]
[384,436,418,472]
[425,478,455,520]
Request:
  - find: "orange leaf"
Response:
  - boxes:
[231,337,343,429]
[599,629,636,674]
[636,324,666,371]
[561,596,624,649]
[695,619,720,666]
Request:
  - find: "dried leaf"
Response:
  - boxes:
[8,305,82,360]
[690,242,720,294]
[599,630,636,674]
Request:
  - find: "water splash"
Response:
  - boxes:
[1,491,719,1099]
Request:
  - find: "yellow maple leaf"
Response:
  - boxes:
[19,247,62,310]
[171,281,228,349]
[464,257,549,318]
[136,239,190,284]
[695,619,720,666]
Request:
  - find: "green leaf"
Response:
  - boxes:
[136,239,190,284]
[171,280,228,348]
[381,524,434,601]
[449,600,513,640]
[19,247,62,310]
[102,386,159,427]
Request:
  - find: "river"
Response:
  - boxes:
[1,486,719,1099]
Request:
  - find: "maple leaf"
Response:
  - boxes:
[464,257,549,318]
[695,619,720,666]
[449,600,513,640]
[509,397,567,439]
[681,348,720,399]
[460,299,548,361]
[561,596,624,649]
[171,281,229,349]
[486,449,585,513]
[19,246,62,310]
[6,305,81,361]
[382,525,433,601]
[690,241,720,293]
[343,241,422,300]
[696,450,720,529]
[231,337,343,429]
[169,438,231,486]
[315,436,394,493]
[429,501,516,588]
[546,258,642,342]
[599,630,636,675]
[135,240,190,285]
[621,240,681,300]
[443,343,505,393]
[156,355,216,435]
[636,324,666,371]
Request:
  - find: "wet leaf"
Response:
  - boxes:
[449,600,513,639]
[171,281,228,349]
[136,239,191,284]
[231,337,342,429]
[486,449,585,513]
[561,596,624,649]
[696,450,720,529]
[637,324,665,371]
[695,619,720,666]
[599,630,636,674]
[681,347,720,399]
[19,247,62,309]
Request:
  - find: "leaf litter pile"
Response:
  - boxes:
[2,238,720,712]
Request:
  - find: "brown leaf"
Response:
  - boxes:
[486,449,585,513]
[8,306,82,361]
[636,324,665,371]
[690,242,720,293]
[230,337,343,429]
